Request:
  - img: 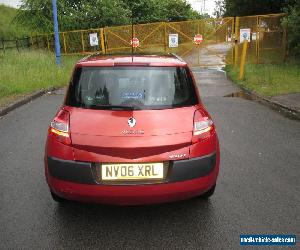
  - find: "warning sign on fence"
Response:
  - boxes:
[194,34,203,45]
[89,33,99,46]
[240,29,251,43]
[130,37,140,48]
[169,34,178,47]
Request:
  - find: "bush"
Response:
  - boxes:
[283,2,300,58]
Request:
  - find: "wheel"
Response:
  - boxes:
[50,191,66,203]
[200,185,216,199]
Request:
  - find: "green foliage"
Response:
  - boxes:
[213,0,225,18]
[221,0,300,58]
[223,0,283,16]
[16,0,131,33]
[225,63,300,97]
[122,0,156,23]
[15,0,203,33]
[0,4,32,39]
[0,50,80,105]
[282,2,300,57]
[152,0,203,22]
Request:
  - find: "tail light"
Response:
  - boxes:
[192,109,214,144]
[49,109,71,145]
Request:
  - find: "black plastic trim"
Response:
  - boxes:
[47,157,95,184]
[47,152,216,185]
[168,152,216,182]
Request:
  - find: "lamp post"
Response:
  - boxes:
[52,0,61,65]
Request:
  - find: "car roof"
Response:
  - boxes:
[76,54,187,67]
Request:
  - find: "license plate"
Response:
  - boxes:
[101,163,164,181]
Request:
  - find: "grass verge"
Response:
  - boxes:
[0,4,33,39]
[0,50,81,107]
[225,63,300,97]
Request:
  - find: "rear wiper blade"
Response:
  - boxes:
[88,105,140,110]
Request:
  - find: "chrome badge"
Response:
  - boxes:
[169,154,187,159]
[128,117,136,128]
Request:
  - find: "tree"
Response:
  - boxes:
[214,0,225,18]
[221,0,300,57]
[122,0,203,23]
[223,0,284,17]
[282,1,300,57]
[15,0,204,33]
[121,0,156,23]
[153,0,202,22]
[15,0,131,32]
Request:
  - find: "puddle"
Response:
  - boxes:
[224,91,256,100]
[224,91,300,120]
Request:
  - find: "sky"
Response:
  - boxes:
[0,0,216,16]
[187,0,216,16]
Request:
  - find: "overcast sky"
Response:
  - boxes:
[0,0,216,16]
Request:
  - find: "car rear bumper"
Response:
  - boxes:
[45,153,219,205]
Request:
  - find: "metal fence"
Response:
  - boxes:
[1,13,287,66]
[0,37,32,53]
[233,13,287,66]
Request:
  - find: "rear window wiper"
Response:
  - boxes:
[86,105,141,110]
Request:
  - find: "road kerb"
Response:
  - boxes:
[0,87,59,117]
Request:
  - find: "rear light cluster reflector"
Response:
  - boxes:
[49,109,71,145]
[192,110,214,144]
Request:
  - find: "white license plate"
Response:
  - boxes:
[101,163,164,181]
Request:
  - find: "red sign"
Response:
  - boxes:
[194,34,203,45]
[130,37,140,48]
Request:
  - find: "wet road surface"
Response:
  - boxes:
[0,68,299,249]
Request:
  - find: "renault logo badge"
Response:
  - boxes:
[128,117,136,128]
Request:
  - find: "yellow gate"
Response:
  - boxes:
[103,18,235,67]
[164,17,235,67]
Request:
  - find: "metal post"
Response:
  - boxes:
[231,18,235,64]
[52,0,61,65]
[80,31,85,52]
[283,23,288,62]
[256,16,259,64]
[62,32,67,54]
[30,36,34,49]
[1,38,5,54]
[16,38,19,52]
[234,17,239,68]
[100,28,106,54]
[46,35,50,52]
[164,22,167,53]
[197,20,200,65]
[239,41,248,80]
[131,15,134,56]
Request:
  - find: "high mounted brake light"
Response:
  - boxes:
[49,109,71,145]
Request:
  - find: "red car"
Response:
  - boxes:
[45,54,220,205]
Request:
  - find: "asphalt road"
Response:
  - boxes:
[0,68,299,250]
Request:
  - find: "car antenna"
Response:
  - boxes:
[131,10,134,63]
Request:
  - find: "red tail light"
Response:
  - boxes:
[192,109,214,144]
[49,109,71,145]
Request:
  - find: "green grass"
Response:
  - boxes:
[0,50,81,106]
[0,4,33,39]
[225,63,300,97]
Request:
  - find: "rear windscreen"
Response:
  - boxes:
[66,66,198,110]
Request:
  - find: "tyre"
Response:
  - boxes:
[200,185,216,199]
[50,191,66,203]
